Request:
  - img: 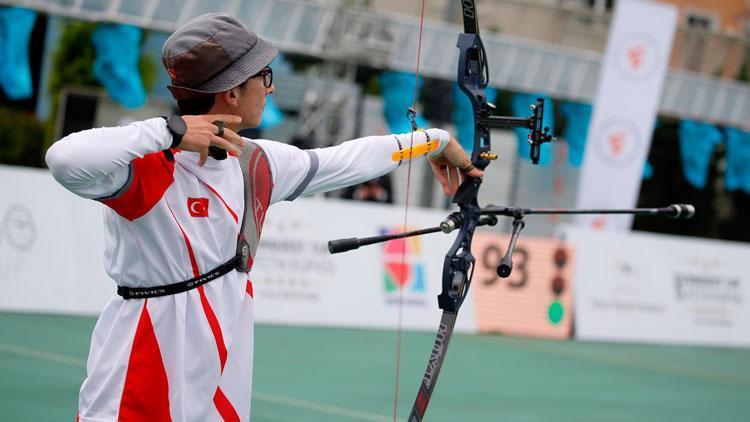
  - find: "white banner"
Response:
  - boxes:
[252,199,477,333]
[566,227,750,347]
[575,0,677,231]
[0,165,115,315]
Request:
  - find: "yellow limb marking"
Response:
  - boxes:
[391,140,440,162]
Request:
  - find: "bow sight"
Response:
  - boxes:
[475,98,554,164]
[456,11,553,166]
[482,99,554,164]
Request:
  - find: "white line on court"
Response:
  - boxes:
[476,337,750,388]
[0,342,392,421]
[0,342,87,367]
[252,391,390,422]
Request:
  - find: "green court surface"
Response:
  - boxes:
[1,312,748,421]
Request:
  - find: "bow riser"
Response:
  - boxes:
[437,202,479,312]
[456,33,492,167]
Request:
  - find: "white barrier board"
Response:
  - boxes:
[566,227,750,347]
[252,198,477,333]
[0,165,115,315]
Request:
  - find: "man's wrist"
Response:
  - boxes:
[162,115,187,149]
[426,129,450,157]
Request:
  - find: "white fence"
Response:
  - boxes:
[2,164,749,346]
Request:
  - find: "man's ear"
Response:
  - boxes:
[219,89,240,107]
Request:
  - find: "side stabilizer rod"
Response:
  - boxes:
[328,215,499,254]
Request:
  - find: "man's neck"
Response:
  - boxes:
[208,105,242,133]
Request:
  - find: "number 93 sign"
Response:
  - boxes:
[470,231,575,339]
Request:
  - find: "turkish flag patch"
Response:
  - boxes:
[187,197,209,217]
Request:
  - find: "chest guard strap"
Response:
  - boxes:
[117,142,272,299]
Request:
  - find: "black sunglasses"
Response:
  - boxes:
[253,66,273,88]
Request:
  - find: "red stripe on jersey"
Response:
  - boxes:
[245,280,254,298]
[119,300,171,421]
[165,197,227,397]
[213,387,240,422]
[198,285,228,370]
[166,200,200,278]
[102,151,175,221]
[202,182,238,223]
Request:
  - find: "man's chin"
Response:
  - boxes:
[247,118,263,129]
[236,119,260,131]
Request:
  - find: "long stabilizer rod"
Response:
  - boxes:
[481,203,695,219]
[328,204,694,255]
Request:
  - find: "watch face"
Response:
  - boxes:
[168,115,187,136]
[208,146,228,160]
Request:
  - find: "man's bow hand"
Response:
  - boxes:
[429,137,484,196]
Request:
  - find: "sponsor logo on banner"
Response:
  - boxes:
[0,203,38,279]
[591,258,666,314]
[1,204,36,251]
[615,33,659,79]
[381,227,427,306]
[594,119,642,167]
[673,255,744,328]
[579,201,617,231]
[253,233,336,303]
[590,216,608,231]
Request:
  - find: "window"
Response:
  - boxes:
[572,0,614,12]
[685,10,719,31]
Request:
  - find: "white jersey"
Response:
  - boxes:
[45,117,448,421]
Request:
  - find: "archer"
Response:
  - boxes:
[45,12,479,421]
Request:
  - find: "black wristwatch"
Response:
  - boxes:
[163,115,187,148]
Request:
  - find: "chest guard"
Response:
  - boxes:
[235,141,273,273]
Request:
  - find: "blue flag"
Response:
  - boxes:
[0,7,36,100]
[379,71,428,134]
[678,120,723,189]
[92,24,146,108]
[725,127,750,193]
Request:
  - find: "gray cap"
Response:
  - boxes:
[162,13,278,100]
